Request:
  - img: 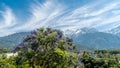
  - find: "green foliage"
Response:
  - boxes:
[14,28,79,68]
[0,55,16,68]
[0,48,11,53]
[81,50,120,68]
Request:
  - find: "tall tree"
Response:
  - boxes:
[14,28,80,68]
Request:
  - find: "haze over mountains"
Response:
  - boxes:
[1,27,120,50]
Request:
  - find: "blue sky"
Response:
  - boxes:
[0,0,120,36]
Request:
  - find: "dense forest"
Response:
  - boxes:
[0,28,120,68]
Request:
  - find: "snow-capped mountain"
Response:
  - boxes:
[107,25,120,37]
[64,27,97,37]
[66,27,120,50]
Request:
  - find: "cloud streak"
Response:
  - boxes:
[0,6,16,29]
[1,0,120,36]
[0,5,16,36]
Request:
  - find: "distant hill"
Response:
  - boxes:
[0,32,30,49]
[0,31,92,51]
[1,28,120,50]
[69,28,120,50]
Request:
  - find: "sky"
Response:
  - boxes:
[0,0,120,36]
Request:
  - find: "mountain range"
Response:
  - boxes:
[0,27,120,50]
[0,32,30,49]
[66,27,120,50]
[107,25,120,37]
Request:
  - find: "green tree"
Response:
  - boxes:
[14,28,79,68]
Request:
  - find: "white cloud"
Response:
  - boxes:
[84,2,120,17]
[1,0,120,36]
[0,6,16,36]
[0,6,16,29]
[0,29,15,37]
[13,0,66,31]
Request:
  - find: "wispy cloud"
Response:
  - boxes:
[1,0,120,36]
[0,6,16,29]
[0,5,16,36]
[14,0,66,31]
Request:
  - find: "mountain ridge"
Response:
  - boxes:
[1,27,120,50]
[67,28,120,49]
[0,32,30,49]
